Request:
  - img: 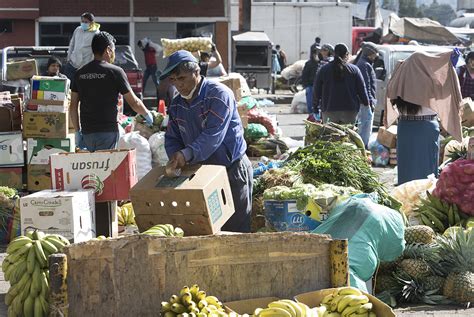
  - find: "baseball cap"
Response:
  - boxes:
[159,50,198,80]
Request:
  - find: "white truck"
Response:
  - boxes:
[230,1,353,64]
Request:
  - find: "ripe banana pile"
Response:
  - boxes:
[315,287,376,317]
[414,192,464,233]
[161,285,226,317]
[117,203,136,226]
[142,224,184,237]
[253,299,321,317]
[1,230,69,317]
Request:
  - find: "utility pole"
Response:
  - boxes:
[239,0,251,32]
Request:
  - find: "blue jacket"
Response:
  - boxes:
[165,78,247,167]
[313,61,369,113]
[356,56,377,106]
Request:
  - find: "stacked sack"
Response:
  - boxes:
[161,37,213,57]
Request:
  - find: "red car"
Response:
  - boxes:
[352,27,376,55]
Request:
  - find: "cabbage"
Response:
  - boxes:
[433,159,474,216]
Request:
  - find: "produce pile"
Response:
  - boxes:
[142,224,185,237]
[252,299,321,317]
[161,285,227,316]
[375,224,474,306]
[118,202,136,227]
[161,37,213,58]
[134,110,165,139]
[2,230,69,317]
[0,186,19,244]
[312,287,378,317]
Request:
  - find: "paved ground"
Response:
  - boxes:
[1,93,473,316]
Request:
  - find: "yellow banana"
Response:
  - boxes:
[324,312,342,317]
[174,227,185,237]
[190,284,200,298]
[33,240,47,268]
[321,293,334,305]
[356,303,372,313]
[348,295,369,307]
[258,307,292,317]
[198,299,208,309]
[196,291,207,301]
[368,312,376,317]
[341,305,360,317]
[6,236,32,254]
[331,295,345,312]
[348,313,368,317]
[117,210,125,226]
[268,301,297,317]
[23,294,35,317]
[298,302,312,317]
[171,303,187,314]
[205,296,221,307]
[181,292,193,305]
[337,287,362,296]
[161,301,172,312]
[170,295,180,304]
[163,312,176,317]
[337,295,358,313]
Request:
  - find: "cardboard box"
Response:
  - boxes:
[23,111,68,138]
[27,99,68,113]
[237,104,249,128]
[0,131,24,167]
[264,200,322,232]
[131,164,235,236]
[461,98,474,127]
[225,297,279,315]
[31,76,70,94]
[295,288,395,317]
[27,136,74,165]
[0,106,14,132]
[216,73,251,102]
[6,59,38,80]
[50,149,137,202]
[11,96,23,131]
[376,125,397,149]
[20,189,95,242]
[0,167,24,189]
[27,164,52,191]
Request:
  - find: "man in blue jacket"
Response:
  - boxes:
[162,50,253,233]
[356,42,379,147]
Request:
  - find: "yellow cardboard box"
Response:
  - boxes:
[23,111,68,138]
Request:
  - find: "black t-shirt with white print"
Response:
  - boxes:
[72,60,131,133]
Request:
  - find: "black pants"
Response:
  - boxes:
[221,155,253,233]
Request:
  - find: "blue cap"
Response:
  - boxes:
[159,50,198,80]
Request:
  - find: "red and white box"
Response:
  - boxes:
[50,149,137,202]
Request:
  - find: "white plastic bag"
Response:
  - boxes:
[281,60,306,80]
[290,90,307,114]
[148,132,169,166]
[118,132,152,180]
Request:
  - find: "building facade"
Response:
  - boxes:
[0,0,232,71]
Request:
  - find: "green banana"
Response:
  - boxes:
[426,191,444,210]
[12,294,23,316]
[27,246,37,274]
[448,206,455,226]
[30,264,42,297]
[419,213,435,230]
[20,278,33,301]
[424,205,448,222]
[40,239,59,256]
[32,230,46,241]
[174,227,185,237]
[40,271,49,297]
[453,208,461,225]
[423,210,446,232]
[4,292,14,306]
[357,303,373,313]
[6,236,33,254]
[34,295,43,317]
[39,295,50,316]
[10,257,28,284]
[23,294,35,317]
[33,240,47,268]
[2,257,10,272]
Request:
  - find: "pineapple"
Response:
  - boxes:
[393,270,451,305]
[421,275,445,294]
[374,274,397,294]
[443,272,474,303]
[405,225,435,244]
[400,259,431,279]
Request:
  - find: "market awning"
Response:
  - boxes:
[389,17,460,45]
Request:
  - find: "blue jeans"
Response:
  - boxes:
[357,105,374,148]
[143,64,158,94]
[305,86,313,114]
[82,132,119,152]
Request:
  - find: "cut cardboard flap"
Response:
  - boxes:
[131,164,235,236]
[225,297,280,314]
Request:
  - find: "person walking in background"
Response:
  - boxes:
[137,37,162,96]
[275,44,287,71]
[301,47,320,119]
[313,43,369,124]
[198,44,224,77]
[42,56,67,78]
[64,12,100,81]
[457,51,474,99]
[310,37,321,58]
[355,42,379,148]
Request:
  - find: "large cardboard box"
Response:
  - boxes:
[6,59,38,80]
[23,111,68,138]
[20,189,95,242]
[225,297,279,315]
[27,164,52,191]
[31,76,70,95]
[27,99,68,113]
[0,167,24,189]
[0,131,24,167]
[131,165,235,236]
[295,288,395,317]
[27,136,74,165]
[376,125,397,149]
[50,149,137,202]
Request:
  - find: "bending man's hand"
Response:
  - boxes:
[165,151,186,176]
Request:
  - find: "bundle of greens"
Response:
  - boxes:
[285,141,399,209]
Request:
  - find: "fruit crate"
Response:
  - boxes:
[63,232,347,316]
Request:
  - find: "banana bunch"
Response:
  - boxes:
[414,192,464,233]
[117,203,136,226]
[2,230,69,317]
[253,299,320,317]
[161,285,227,317]
[315,287,377,317]
[142,224,184,237]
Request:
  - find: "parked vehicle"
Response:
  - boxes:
[352,27,376,55]
[372,44,452,126]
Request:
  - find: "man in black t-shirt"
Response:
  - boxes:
[70,31,153,151]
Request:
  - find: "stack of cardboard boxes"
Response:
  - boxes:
[23,76,74,191]
[377,126,398,166]
[0,92,25,189]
